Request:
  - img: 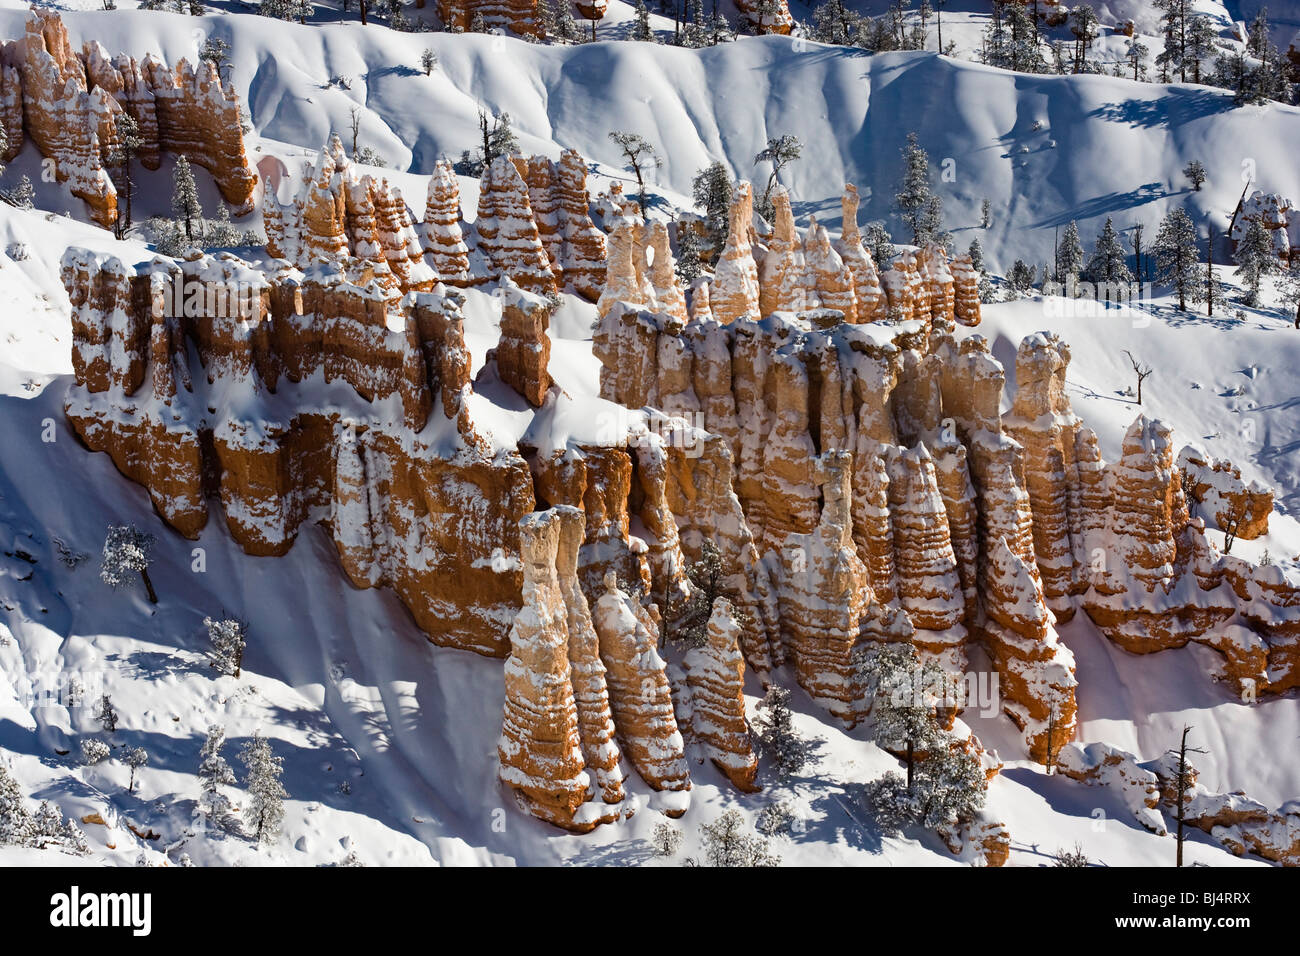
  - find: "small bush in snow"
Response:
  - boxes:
[696,809,780,867]
[80,739,111,766]
[755,801,796,837]
[1054,843,1092,867]
[100,524,158,603]
[649,821,682,858]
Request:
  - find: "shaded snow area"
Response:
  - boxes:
[1,3,1298,867]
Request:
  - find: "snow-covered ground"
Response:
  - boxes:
[1,3,1298,867]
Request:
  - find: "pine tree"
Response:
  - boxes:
[125,747,148,792]
[1183,160,1207,191]
[1057,220,1084,289]
[1154,207,1199,310]
[171,156,203,242]
[420,49,437,74]
[199,724,238,829]
[554,0,578,41]
[0,759,35,847]
[674,221,704,284]
[692,161,733,260]
[1234,219,1275,307]
[865,221,895,266]
[205,616,247,678]
[108,112,143,237]
[980,198,991,229]
[967,237,985,274]
[1084,216,1132,295]
[753,687,813,781]
[608,130,661,213]
[631,0,652,41]
[94,694,118,734]
[100,524,158,603]
[240,731,287,846]
[1126,38,1149,81]
[855,642,950,790]
[896,132,937,244]
[754,134,802,221]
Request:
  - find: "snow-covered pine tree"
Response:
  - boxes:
[980,197,991,229]
[125,747,148,792]
[854,641,950,789]
[1084,216,1132,295]
[101,524,158,603]
[171,156,203,241]
[1153,207,1200,311]
[94,694,118,734]
[896,132,938,244]
[554,0,578,42]
[753,686,813,781]
[0,759,35,846]
[1234,218,1275,307]
[1183,160,1207,192]
[205,616,247,678]
[108,111,143,237]
[420,48,438,74]
[240,731,287,846]
[674,221,704,284]
[907,737,986,829]
[1057,220,1084,290]
[631,0,652,41]
[692,161,733,260]
[199,724,238,829]
[812,0,862,46]
[865,221,895,267]
[967,237,985,274]
[664,539,723,648]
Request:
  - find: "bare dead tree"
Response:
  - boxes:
[1167,725,1208,867]
[1221,498,1248,555]
[1123,350,1152,404]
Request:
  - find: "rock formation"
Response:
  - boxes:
[837,184,886,323]
[493,280,553,407]
[266,145,605,299]
[733,0,794,35]
[592,572,692,805]
[498,510,599,831]
[438,0,544,37]
[0,8,257,227]
[1176,445,1272,541]
[709,181,761,324]
[682,598,760,791]
[420,160,474,286]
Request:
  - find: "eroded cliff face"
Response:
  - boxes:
[59,166,1299,842]
[0,7,257,227]
[592,196,1300,762]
